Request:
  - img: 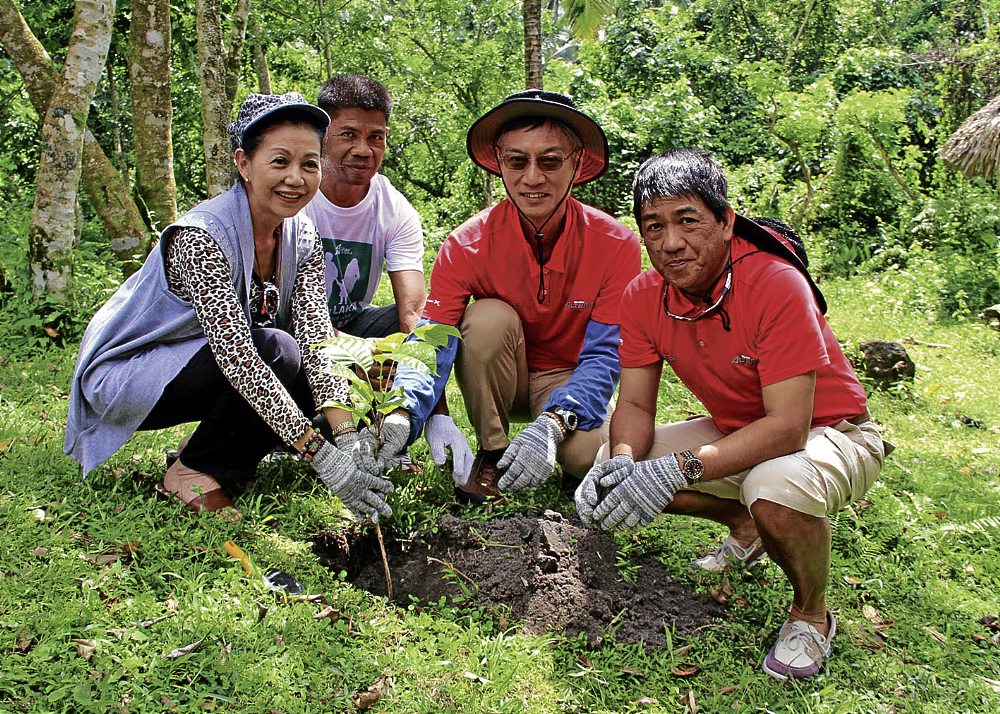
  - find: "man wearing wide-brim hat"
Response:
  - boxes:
[360,90,641,503]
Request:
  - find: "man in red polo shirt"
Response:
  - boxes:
[359,90,640,503]
[575,148,888,680]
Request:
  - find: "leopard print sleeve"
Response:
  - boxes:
[165,226,312,445]
[289,225,350,408]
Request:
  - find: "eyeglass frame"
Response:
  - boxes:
[493,148,581,174]
[661,259,733,322]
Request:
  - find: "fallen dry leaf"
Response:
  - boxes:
[0,438,13,454]
[355,676,388,710]
[31,547,49,557]
[122,540,140,556]
[708,587,727,605]
[73,639,98,659]
[924,626,948,644]
[673,644,693,658]
[621,666,644,677]
[462,671,491,684]
[576,655,593,669]
[978,615,999,630]
[164,595,179,613]
[44,326,59,338]
[314,605,341,621]
[219,643,232,666]
[855,499,872,510]
[671,663,700,677]
[719,685,739,694]
[164,639,203,659]
[160,695,177,709]
[15,633,35,654]
[636,696,658,705]
[843,575,863,586]
[687,690,697,713]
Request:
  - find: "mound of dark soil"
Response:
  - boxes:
[314,511,723,650]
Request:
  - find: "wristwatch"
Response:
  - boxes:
[545,408,578,433]
[679,450,704,484]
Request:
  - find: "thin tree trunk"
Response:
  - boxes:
[225,0,250,107]
[249,14,271,94]
[0,0,150,276]
[28,0,115,301]
[129,0,178,231]
[197,0,232,197]
[523,0,543,89]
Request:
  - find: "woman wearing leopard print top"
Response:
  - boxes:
[65,93,394,522]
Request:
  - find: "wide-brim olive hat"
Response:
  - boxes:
[227,92,330,151]
[467,90,608,185]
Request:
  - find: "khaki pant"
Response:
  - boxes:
[454,299,612,477]
[596,416,885,517]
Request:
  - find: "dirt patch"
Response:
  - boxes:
[313,510,723,649]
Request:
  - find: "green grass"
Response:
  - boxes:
[1,270,999,713]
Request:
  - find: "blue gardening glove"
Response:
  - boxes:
[425,414,474,486]
[355,411,411,475]
[575,454,636,528]
[311,440,394,521]
[593,453,686,530]
[497,414,565,492]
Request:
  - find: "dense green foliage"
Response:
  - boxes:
[1,0,998,330]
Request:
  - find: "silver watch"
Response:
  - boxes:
[546,408,578,432]
[679,450,704,484]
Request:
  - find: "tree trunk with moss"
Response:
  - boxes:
[249,14,271,94]
[523,0,542,89]
[27,0,115,301]
[0,0,150,276]
[196,0,231,197]
[129,0,178,232]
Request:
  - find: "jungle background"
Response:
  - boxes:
[1,0,999,711]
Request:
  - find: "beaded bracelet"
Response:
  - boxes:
[299,431,325,462]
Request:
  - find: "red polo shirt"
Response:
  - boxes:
[424,198,641,371]
[619,236,867,434]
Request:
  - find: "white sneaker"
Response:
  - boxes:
[763,612,836,680]
[693,536,768,572]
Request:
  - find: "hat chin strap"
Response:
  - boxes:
[498,152,583,304]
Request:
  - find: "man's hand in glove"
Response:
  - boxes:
[355,411,411,475]
[311,439,394,521]
[592,453,686,530]
[575,454,635,528]
[497,414,565,492]
[425,414,474,486]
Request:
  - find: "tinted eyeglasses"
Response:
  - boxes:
[497,151,579,173]
[662,261,732,322]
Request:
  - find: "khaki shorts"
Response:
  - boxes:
[596,417,885,518]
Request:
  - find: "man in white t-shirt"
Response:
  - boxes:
[303,74,426,337]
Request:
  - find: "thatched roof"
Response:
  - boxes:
[942,94,1000,178]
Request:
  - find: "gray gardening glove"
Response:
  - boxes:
[497,414,565,491]
[311,440,394,521]
[332,429,359,452]
[425,414,474,486]
[355,411,411,475]
[593,453,686,530]
[575,454,636,528]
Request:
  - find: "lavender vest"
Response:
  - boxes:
[64,182,316,476]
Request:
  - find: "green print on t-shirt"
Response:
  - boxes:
[322,238,374,317]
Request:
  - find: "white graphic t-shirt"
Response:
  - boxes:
[302,173,424,320]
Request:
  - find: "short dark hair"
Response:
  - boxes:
[632,148,730,226]
[241,109,327,159]
[494,116,582,151]
[317,74,392,121]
